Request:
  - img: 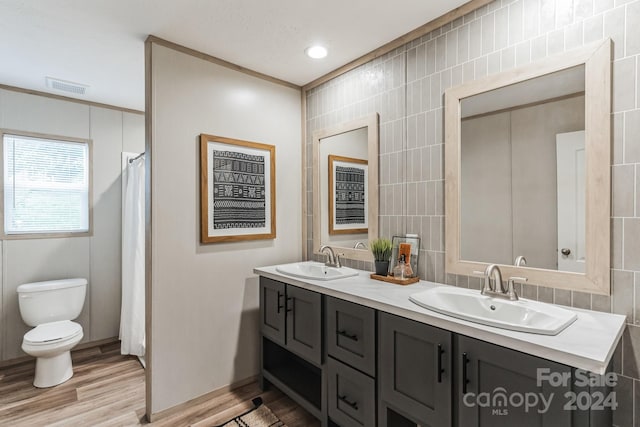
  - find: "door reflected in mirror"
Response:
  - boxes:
[460,65,586,272]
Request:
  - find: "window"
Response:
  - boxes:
[2,130,91,237]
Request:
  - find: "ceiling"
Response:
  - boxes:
[0,0,469,111]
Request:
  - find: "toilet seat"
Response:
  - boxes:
[24,321,82,346]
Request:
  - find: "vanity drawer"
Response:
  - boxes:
[327,357,376,427]
[326,296,376,376]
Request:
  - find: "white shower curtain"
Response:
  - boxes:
[120,154,145,357]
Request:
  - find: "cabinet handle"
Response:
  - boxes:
[286,297,293,314]
[462,352,470,394]
[276,291,284,314]
[336,329,358,341]
[338,394,358,410]
[437,344,445,383]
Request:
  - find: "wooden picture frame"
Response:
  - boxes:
[328,154,368,235]
[200,134,276,243]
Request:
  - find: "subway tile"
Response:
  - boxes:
[594,0,615,13]
[637,165,640,217]
[435,180,444,216]
[613,112,624,165]
[421,217,431,251]
[469,19,483,60]
[475,56,488,78]
[421,78,431,112]
[458,24,470,64]
[446,273,457,286]
[426,111,436,147]
[509,0,524,45]
[501,45,516,69]
[495,6,509,50]
[531,35,548,61]
[456,274,469,288]
[488,51,501,74]
[613,270,635,321]
[612,164,635,217]
[547,29,565,55]
[430,75,441,110]
[469,276,483,290]
[572,290,592,309]
[407,182,417,215]
[565,21,584,50]
[481,13,495,55]
[417,182,427,216]
[426,40,436,76]
[436,35,447,72]
[556,0,574,28]
[426,251,436,282]
[463,60,475,82]
[522,283,538,299]
[604,6,626,60]
[440,69,452,93]
[435,108,444,145]
[452,64,463,87]
[435,252,445,284]
[623,325,640,379]
[627,0,640,56]
[613,218,623,269]
[516,40,532,65]
[430,144,443,180]
[554,288,572,306]
[540,0,557,33]
[416,112,426,148]
[575,0,594,19]
[613,335,624,373]
[407,47,417,83]
[592,293,613,312]
[613,59,636,113]
[416,44,426,79]
[427,181,436,215]
[430,216,444,251]
[583,14,603,44]
[447,30,458,69]
[407,114,417,149]
[625,219,640,270]
[523,0,540,39]
[538,286,554,303]
[613,374,634,426]
[625,110,640,163]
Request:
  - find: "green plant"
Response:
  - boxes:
[370,238,392,262]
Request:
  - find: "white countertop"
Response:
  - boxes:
[254,263,626,375]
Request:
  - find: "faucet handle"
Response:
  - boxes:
[508,276,528,284]
[335,253,344,268]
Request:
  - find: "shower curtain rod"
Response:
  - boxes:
[129,152,145,163]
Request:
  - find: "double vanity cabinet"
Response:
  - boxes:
[256,266,624,427]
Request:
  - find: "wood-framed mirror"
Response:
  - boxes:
[313,114,379,262]
[444,39,611,295]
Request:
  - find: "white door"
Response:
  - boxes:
[556,131,585,273]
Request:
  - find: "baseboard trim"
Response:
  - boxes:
[147,375,259,423]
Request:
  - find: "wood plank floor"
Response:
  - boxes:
[0,342,320,426]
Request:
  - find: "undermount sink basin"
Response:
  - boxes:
[409,286,577,335]
[275,262,359,281]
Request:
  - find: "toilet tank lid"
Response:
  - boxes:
[17,278,87,293]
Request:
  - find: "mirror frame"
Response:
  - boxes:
[313,113,379,262]
[444,39,611,295]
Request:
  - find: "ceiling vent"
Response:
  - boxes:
[45,77,89,95]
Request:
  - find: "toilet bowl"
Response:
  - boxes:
[17,278,87,388]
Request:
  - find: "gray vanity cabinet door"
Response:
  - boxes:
[379,312,452,426]
[326,296,376,377]
[285,285,322,365]
[456,335,572,427]
[327,357,376,427]
[259,277,286,347]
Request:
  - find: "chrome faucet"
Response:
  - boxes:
[474,264,525,301]
[482,264,506,294]
[515,255,527,267]
[354,241,367,250]
[319,245,342,268]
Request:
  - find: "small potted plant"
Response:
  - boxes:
[370,238,393,276]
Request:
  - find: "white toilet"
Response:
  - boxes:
[17,278,87,388]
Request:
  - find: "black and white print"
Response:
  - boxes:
[334,165,365,225]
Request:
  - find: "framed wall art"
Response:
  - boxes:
[200,134,276,243]
[328,154,368,235]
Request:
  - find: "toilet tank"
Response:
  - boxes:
[17,278,87,327]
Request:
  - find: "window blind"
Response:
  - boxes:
[3,134,89,235]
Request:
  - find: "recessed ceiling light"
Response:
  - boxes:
[305,45,328,59]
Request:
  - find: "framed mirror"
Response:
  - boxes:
[313,114,379,262]
[444,39,611,295]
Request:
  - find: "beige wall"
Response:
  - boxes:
[0,88,144,361]
[148,43,302,414]
[305,0,640,424]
